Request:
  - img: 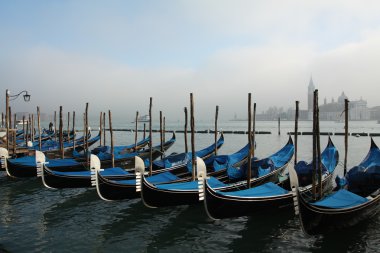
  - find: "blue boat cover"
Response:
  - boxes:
[295,139,338,187]
[50,167,129,177]
[311,189,368,208]
[156,180,198,190]
[346,141,380,196]
[156,176,226,191]
[92,136,150,155]
[99,167,130,176]
[146,171,180,184]
[33,133,100,152]
[207,177,227,188]
[8,156,80,167]
[51,170,91,177]
[8,156,36,166]
[215,143,250,173]
[227,140,294,180]
[152,152,189,169]
[152,134,224,170]
[217,182,288,197]
[46,159,80,167]
[111,178,136,185]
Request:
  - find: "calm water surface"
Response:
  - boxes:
[1,120,379,252]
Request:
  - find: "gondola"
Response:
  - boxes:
[290,138,380,235]
[140,136,294,208]
[86,135,150,156]
[93,133,225,201]
[203,136,338,220]
[15,129,55,145]
[39,134,176,188]
[37,130,98,153]
[0,131,101,178]
[82,132,176,169]
[1,132,173,178]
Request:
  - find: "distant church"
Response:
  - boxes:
[304,77,370,121]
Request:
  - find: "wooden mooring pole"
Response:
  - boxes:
[190,93,196,181]
[294,101,299,164]
[247,93,252,188]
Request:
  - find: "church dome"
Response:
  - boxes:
[338,92,348,104]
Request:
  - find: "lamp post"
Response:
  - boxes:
[5,89,31,151]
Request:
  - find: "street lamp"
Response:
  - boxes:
[5,89,31,151]
[7,90,31,102]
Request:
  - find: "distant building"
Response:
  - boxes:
[308,78,370,121]
[255,76,372,121]
[350,98,370,120]
[308,77,315,111]
[370,106,380,121]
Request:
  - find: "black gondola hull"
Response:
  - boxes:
[42,167,92,188]
[42,166,131,189]
[141,176,198,207]
[96,173,140,200]
[298,190,380,235]
[204,176,333,220]
[6,160,87,178]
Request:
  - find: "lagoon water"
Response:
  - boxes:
[1,120,380,252]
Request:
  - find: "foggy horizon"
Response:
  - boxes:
[2,1,380,122]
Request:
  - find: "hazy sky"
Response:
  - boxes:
[1,1,380,121]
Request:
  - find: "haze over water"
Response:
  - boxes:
[1,120,379,252]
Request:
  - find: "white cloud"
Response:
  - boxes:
[2,1,380,122]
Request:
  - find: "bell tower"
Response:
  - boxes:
[308,76,315,111]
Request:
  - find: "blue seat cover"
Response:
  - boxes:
[156,176,226,191]
[111,178,136,185]
[156,180,198,191]
[207,177,227,188]
[311,189,368,208]
[217,182,288,197]
[9,156,80,167]
[146,171,180,184]
[99,167,130,176]
[51,170,91,177]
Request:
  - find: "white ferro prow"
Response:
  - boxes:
[36,150,54,189]
[90,154,109,201]
[0,147,9,171]
[35,150,46,177]
[196,157,207,201]
[135,156,145,192]
[90,154,101,187]
[288,164,300,215]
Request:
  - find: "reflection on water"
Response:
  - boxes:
[0,121,379,252]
